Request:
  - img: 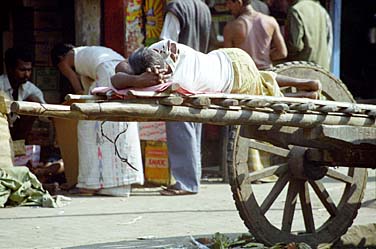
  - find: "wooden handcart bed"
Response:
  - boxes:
[10,62,376,247]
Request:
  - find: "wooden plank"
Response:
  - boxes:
[305,147,376,168]
[270,103,289,112]
[189,96,211,107]
[184,93,376,113]
[158,96,184,106]
[10,101,75,119]
[11,101,376,128]
[80,91,376,116]
[341,105,363,114]
[306,125,376,144]
[316,105,339,112]
[367,110,376,117]
[65,94,107,101]
[211,98,239,107]
[290,103,317,111]
[241,99,271,108]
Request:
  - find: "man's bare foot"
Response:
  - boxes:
[311,79,322,92]
[296,79,322,91]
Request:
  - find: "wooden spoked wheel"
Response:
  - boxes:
[227,62,368,247]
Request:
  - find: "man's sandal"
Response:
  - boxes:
[160,185,196,196]
[160,188,196,196]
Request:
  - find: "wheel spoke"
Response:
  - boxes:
[326,169,353,184]
[246,163,288,183]
[248,139,289,157]
[299,181,315,233]
[309,180,337,216]
[260,172,290,214]
[282,180,299,232]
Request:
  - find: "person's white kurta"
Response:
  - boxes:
[74,47,143,195]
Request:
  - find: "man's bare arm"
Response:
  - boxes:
[276,74,321,91]
[270,19,288,61]
[111,67,171,90]
[57,62,84,94]
[276,74,322,99]
[115,60,132,74]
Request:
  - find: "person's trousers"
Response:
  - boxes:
[166,121,202,193]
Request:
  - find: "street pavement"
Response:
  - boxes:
[0,169,375,249]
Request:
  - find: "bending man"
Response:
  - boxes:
[51,43,144,196]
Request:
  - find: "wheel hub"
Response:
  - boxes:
[288,146,328,180]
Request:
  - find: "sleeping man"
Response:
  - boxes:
[111,39,321,99]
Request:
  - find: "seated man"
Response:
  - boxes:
[111,39,321,99]
[0,47,45,142]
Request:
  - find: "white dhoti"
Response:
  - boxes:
[76,61,144,196]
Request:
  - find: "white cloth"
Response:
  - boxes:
[73,46,124,80]
[160,12,181,41]
[75,56,144,194]
[0,74,45,103]
[149,39,234,93]
[77,120,144,190]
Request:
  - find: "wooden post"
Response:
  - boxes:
[75,0,101,46]
[103,0,127,56]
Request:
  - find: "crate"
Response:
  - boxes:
[144,140,171,185]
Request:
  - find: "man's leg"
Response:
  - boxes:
[165,121,202,193]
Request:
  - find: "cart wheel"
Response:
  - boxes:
[227,62,368,247]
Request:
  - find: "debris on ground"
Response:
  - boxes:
[190,233,313,249]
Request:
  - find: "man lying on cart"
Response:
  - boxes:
[111,39,321,100]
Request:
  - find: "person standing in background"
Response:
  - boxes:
[223,0,287,181]
[223,0,287,70]
[158,0,211,196]
[284,0,332,71]
[51,44,144,197]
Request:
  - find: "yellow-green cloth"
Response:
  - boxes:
[0,166,57,208]
[221,48,281,182]
[220,48,283,97]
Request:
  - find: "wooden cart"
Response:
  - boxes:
[11,62,376,247]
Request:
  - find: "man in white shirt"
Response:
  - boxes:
[0,47,45,141]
